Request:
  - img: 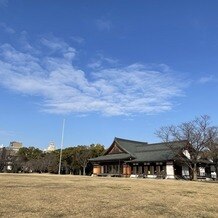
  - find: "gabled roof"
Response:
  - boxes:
[104,138,134,156]
[89,137,188,163]
[114,137,148,156]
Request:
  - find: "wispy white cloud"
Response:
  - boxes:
[0,22,15,34]
[197,75,215,84]
[0,129,14,137]
[18,31,37,53]
[88,54,118,69]
[95,19,111,31]
[40,35,76,61]
[70,36,84,44]
[0,36,185,116]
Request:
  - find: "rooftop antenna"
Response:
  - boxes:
[58,118,65,175]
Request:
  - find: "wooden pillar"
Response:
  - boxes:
[133,166,137,174]
[156,166,161,175]
[101,165,104,174]
[126,165,131,176]
[123,164,127,177]
[150,166,154,175]
[93,164,101,175]
[138,166,142,174]
[144,166,148,176]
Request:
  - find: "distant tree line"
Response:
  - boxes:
[0,144,104,175]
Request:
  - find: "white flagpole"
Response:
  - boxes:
[58,118,65,175]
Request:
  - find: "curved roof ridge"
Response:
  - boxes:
[115,137,148,144]
[147,140,188,146]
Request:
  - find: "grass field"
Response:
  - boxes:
[0,174,217,218]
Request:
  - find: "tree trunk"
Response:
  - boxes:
[193,163,198,181]
[83,166,86,176]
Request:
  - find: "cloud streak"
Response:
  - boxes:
[88,54,118,69]
[0,22,15,34]
[197,75,215,84]
[0,36,185,116]
[95,19,112,31]
[0,129,14,137]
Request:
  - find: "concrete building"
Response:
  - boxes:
[44,141,56,153]
[9,141,22,153]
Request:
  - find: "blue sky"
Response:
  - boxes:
[0,0,218,149]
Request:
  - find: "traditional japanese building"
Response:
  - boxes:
[89,137,213,179]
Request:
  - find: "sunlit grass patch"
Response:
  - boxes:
[0,173,217,217]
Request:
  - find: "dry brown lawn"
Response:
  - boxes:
[0,173,217,218]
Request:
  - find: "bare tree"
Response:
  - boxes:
[156,115,218,180]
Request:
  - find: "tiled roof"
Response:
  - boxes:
[114,137,148,155]
[128,149,176,162]
[89,153,132,162]
[90,137,188,163]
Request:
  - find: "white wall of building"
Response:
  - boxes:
[182,165,190,179]
[166,161,175,179]
[199,167,205,176]
[183,150,191,159]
